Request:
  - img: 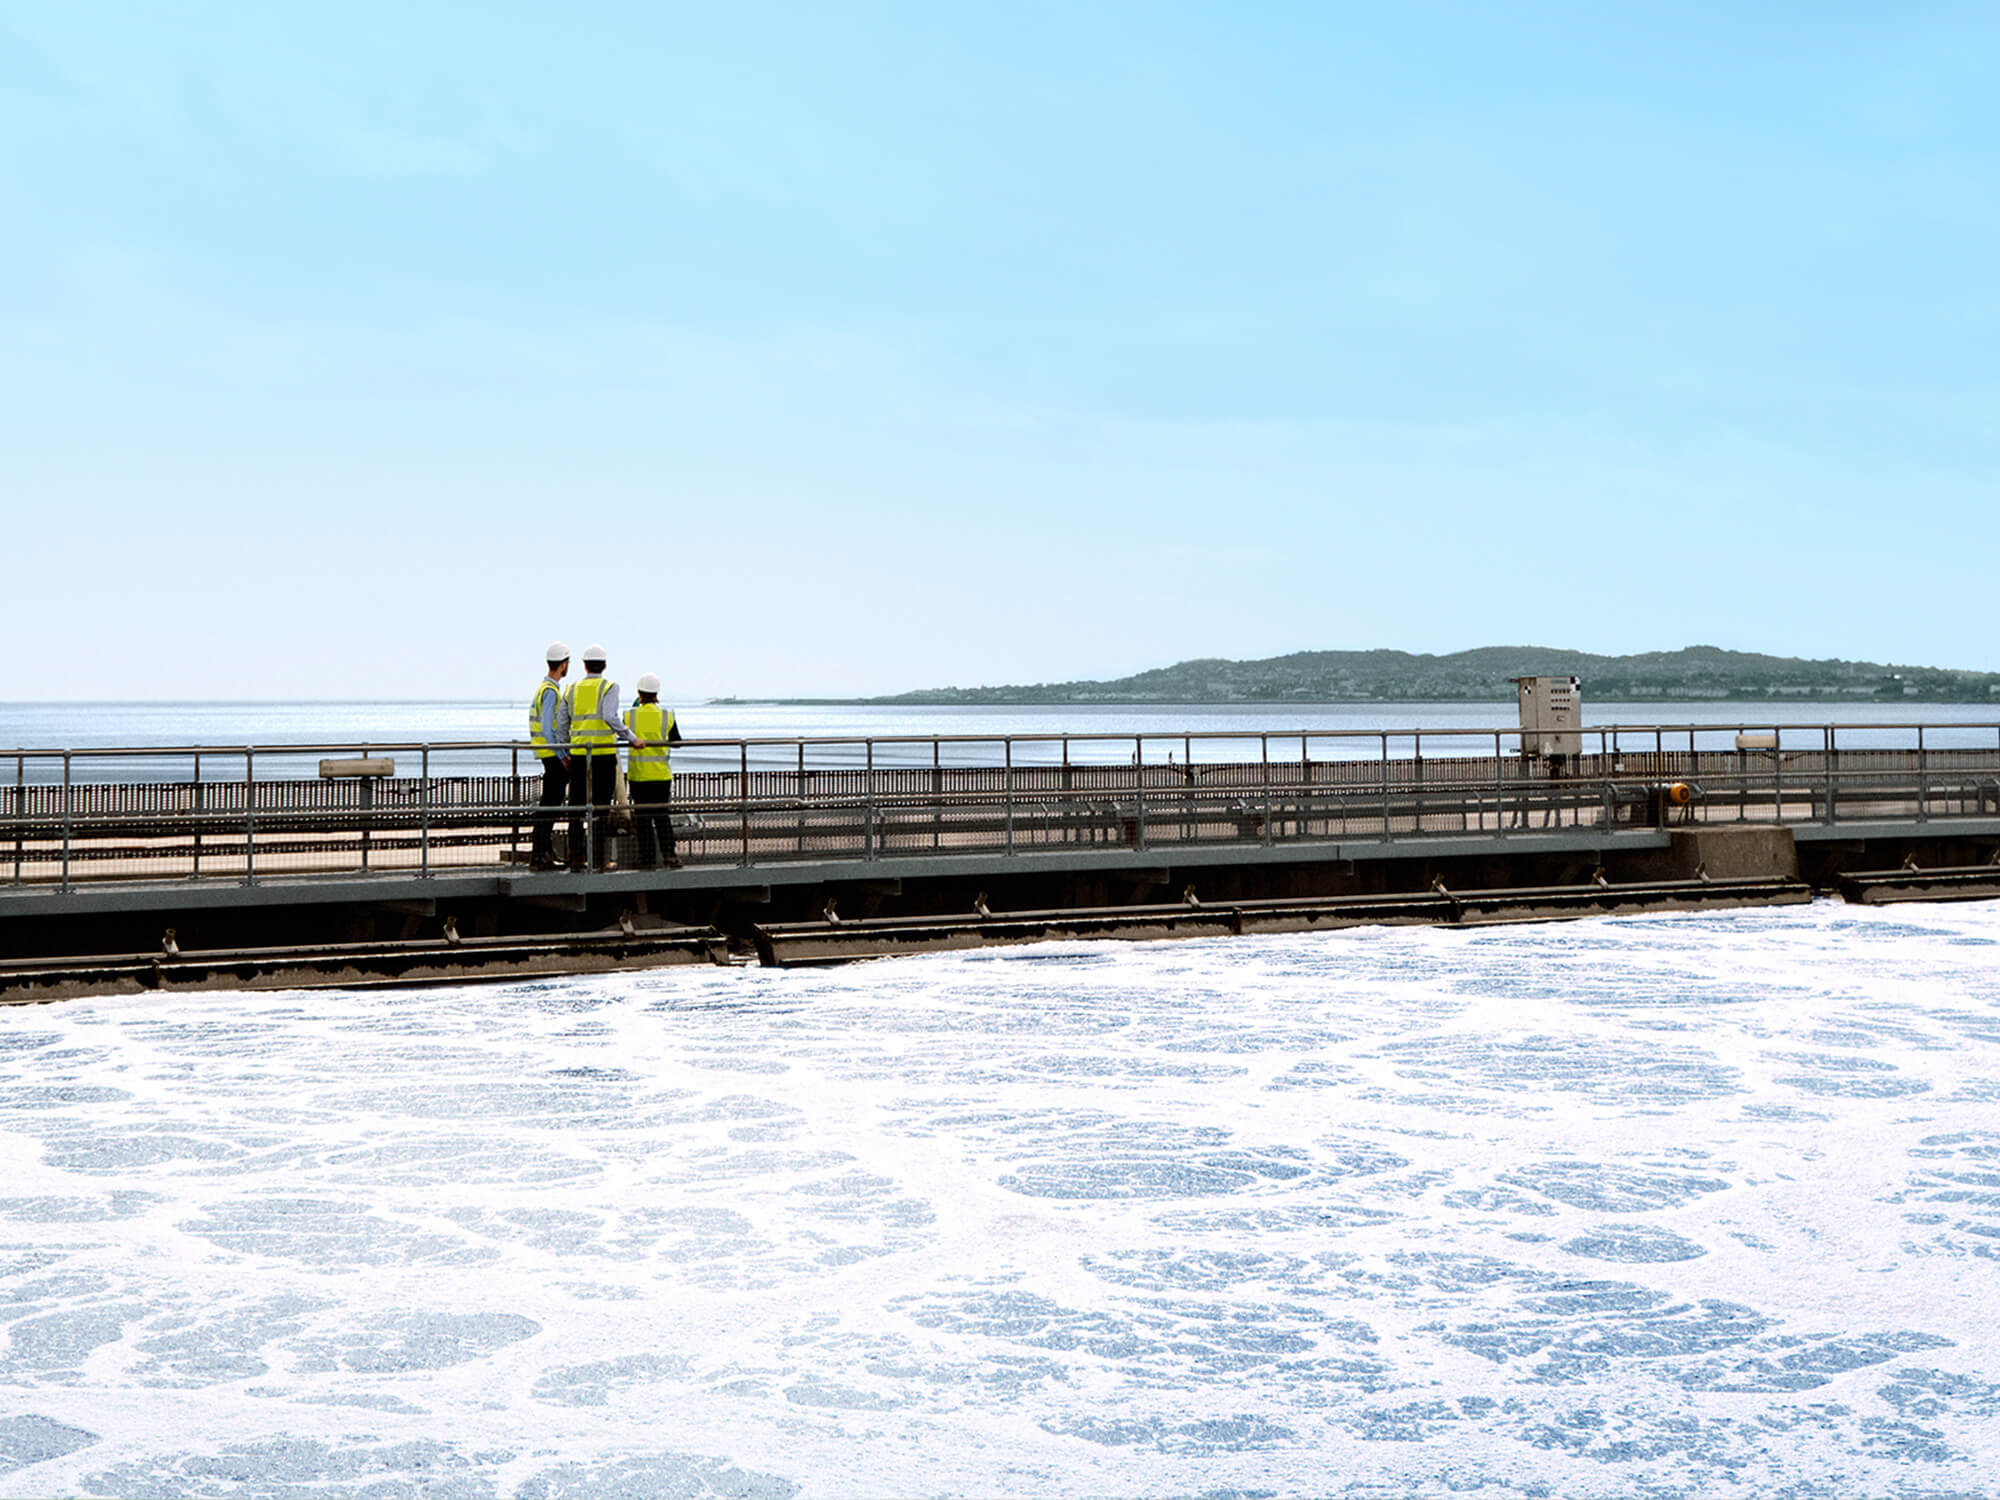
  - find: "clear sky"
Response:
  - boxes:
[3,3,1995,701]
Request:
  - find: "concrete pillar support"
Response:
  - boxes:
[1670,826,1799,881]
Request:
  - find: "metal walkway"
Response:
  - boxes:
[5,720,2000,994]
[5,721,2000,903]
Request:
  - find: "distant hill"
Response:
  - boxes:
[864,646,2000,704]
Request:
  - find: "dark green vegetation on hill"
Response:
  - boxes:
[862,647,2000,704]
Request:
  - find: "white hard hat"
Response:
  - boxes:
[545,641,569,664]
[637,672,661,693]
[582,643,607,662]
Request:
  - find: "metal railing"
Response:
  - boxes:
[4,722,2000,892]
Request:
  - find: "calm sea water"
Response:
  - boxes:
[3,900,1998,1496]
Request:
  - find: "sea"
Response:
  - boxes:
[3,703,1999,1497]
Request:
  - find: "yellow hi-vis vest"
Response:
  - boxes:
[625,702,674,781]
[528,679,561,760]
[564,676,617,757]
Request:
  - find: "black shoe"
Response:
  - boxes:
[529,857,557,872]
[663,856,682,869]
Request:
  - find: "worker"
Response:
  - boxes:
[556,644,644,871]
[526,643,570,871]
[623,673,684,868]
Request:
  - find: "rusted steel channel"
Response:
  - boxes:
[753,874,1813,967]
[1835,858,2000,906]
[0,922,727,1005]
[3,721,1999,996]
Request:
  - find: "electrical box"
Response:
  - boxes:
[319,758,395,779]
[1514,676,1582,761]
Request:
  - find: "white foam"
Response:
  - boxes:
[3,897,1999,1496]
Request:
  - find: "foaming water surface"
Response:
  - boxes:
[3,900,1999,1497]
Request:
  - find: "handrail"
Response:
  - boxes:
[9,736,2000,892]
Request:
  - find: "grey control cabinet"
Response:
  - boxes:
[1514,675,1582,760]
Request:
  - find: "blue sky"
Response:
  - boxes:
[3,3,1995,700]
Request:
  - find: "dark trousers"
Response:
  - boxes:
[631,779,675,866]
[566,755,618,868]
[530,758,566,864]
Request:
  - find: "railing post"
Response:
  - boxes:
[1495,731,1506,839]
[1055,736,1072,843]
[1595,729,1609,830]
[1413,730,1425,831]
[244,749,256,886]
[1134,736,1147,851]
[739,741,750,866]
[1301,733,1312,837]
[793,740,808,856]
[193,751,204,878]
[1379,732,1390,843]
[582,742,597,871]
[866,738,877,861]
[59,751,72,892]
[1261,734,1272,846]
[356,746,374,872]
[509,744,520,866]
[1004,737,1015,855]
[420,745,431,878]
[13,752,23,886]
[1917,726,1928,823]
[1772,726,1783,824]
